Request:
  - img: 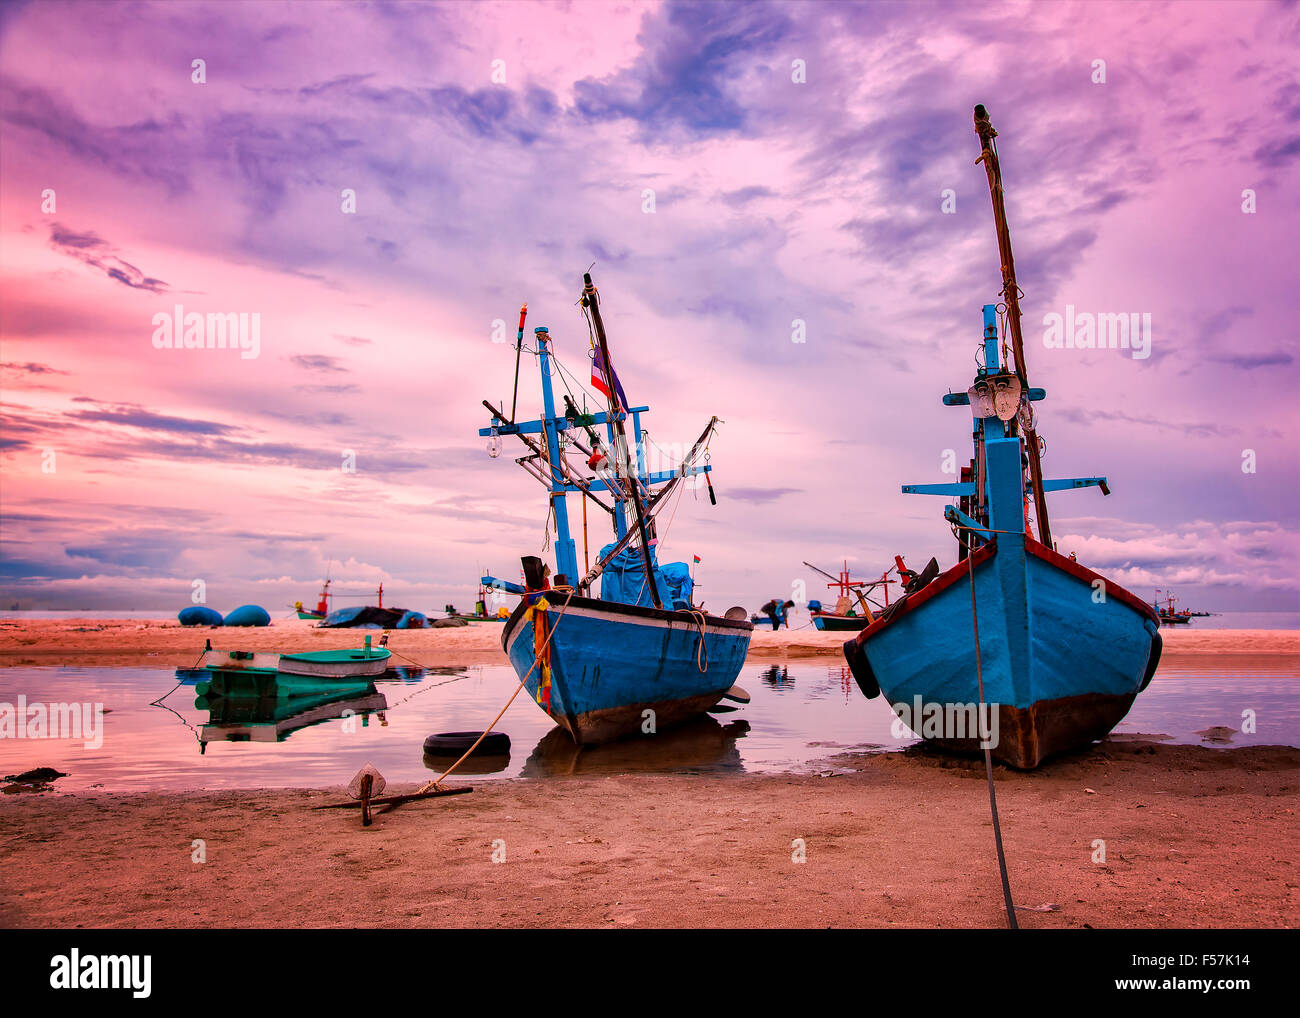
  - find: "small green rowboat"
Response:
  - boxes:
[198,636,391,689]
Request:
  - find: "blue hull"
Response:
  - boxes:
[844,537,1161,768]
[811,613,869,632]
[503,594,753,744]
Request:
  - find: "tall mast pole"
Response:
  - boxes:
[581,272,662,609]
[973,104,1052,548]
[534,327,580,584]
[509,303,527,422]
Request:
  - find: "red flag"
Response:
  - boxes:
[591,347,629,409]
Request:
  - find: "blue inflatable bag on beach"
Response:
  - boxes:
[223,604,271,627]
[178,605,223,626]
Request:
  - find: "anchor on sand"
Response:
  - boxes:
[314,763,473,827]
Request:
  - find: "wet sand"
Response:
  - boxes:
[1,619,1296,928]
[1,741,1295,928]
[1,616,1295,669]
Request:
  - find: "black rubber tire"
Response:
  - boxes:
[422,731,511,756]
[842,639,880,699]
[1139,628,1162,693]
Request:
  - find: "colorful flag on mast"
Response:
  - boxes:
[693,555,701,564]
[591,346,629,410]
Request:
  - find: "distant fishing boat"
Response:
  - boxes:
[804,560,900,631]
[315,586,428,628]
[479,272,753,745]
[1153,590,1195,625]
[842,105,1162,769]
[198,635,391,693]
[294,578,332,620]
[443,581,508,622]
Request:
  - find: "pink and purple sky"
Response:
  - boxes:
[1,0,1297,615]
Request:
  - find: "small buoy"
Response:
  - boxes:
[422,731,510,756]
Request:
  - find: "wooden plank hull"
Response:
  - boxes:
[503,594,752,745]
[843,537,1162,768]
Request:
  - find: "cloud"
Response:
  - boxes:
[1055,406,1234,439]
[573,2,793,140]
[288,354,349,372]
[2,361,68,375]
[294,383,360,395]
[47,223,168,293]
[0,0,1295,613]
[726,486,803,505]
[1208,351,1294,370]
[720,185,774,206]
[1253,134,1300,168]
[0,78,191,193]
[66,401,239,436]
[1057,519,1300,595]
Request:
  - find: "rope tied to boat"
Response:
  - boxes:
[963,530,1018,930]
[417,587,576,793]
[676,608,710,673]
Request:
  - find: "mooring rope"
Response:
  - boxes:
[149,645,211,707]
[677,608,710,672]
[964,531,1018,929]
[417,587,576,793]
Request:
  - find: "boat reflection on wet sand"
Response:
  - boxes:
[522,716,750,777]
[758,664,792,689]
[192,678,388,749]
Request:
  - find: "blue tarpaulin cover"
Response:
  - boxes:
[598,543,694,609]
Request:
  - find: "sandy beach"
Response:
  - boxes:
[2,740,1295,929]
[1,618,1297,929]
[1,616,1296,669]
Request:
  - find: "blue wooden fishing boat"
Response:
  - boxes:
[479,272,752,745]
[842,106,1162,769]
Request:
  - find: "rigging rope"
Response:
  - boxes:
[963,531,1018,929]
[418,587,576,792]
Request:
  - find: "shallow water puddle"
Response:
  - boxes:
[0,657,1295,792]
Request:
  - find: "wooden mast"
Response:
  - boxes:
[574,414,715,593]
[973,104,1052,549]
[581,272,662,609]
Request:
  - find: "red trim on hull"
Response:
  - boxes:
[853,536,1158,648]
[853,541,997,647]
